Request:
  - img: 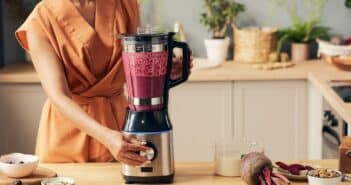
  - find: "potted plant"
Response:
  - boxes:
[346,0,351,8]
[274,0,330,62]
[200,0,245,65]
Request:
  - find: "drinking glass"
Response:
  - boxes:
[214,138,245,177]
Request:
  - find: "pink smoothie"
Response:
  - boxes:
[122,51,168,111]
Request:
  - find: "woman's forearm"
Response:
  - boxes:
[48,92,113,145]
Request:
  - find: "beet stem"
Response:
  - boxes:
[258,174,267,185]
[272,172,291,185]
[263,167,272,185]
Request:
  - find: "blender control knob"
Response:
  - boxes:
[140,142,157,161]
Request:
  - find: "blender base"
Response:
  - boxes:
[123,174,174,184]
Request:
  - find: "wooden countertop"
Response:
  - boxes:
[38,160,348,185]
[1,60,351,125]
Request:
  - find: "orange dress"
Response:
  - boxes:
[15,0,140,163]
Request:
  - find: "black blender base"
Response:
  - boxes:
[123,174,174,184]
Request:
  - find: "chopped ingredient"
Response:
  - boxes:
[275,161,315,175]
[309,169,340,178]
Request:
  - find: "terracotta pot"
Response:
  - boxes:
[291,43,310,62]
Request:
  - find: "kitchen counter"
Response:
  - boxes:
[1,60,351,125]
[39,160,347,185]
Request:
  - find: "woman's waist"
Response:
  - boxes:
[71,88,126,104]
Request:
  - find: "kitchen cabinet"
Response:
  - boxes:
[233,80,308,160]
[0,81,311,162]
[169,82,233,162]
[0,84,46,155]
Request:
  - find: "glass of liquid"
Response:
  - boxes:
[214,138,245,177]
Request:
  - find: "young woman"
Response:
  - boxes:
[15,0,192,165]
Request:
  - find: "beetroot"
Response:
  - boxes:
[240,152,290,185]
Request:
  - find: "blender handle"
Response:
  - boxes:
[169,41,190,88]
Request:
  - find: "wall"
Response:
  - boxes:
[1,0,351,64]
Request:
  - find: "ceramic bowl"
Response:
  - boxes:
[307,169,342,185]
[0,153,39,178]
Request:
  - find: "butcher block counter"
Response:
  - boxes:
[36,160,347,185]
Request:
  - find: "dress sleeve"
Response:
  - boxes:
[15,3,49,52]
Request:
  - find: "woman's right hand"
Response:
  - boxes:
[103,130,150,166]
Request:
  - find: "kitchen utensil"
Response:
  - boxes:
[118,26,190,184]
[0,153,38,178]
[0,166,57,185]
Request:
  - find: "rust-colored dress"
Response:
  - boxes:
[15,0,139,162]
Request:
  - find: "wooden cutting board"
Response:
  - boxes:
[0,167,57,185]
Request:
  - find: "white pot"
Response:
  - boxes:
[204,37,230,65]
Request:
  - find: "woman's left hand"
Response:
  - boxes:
[171,51,194,80]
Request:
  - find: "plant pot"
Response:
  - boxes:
[291,43,310,62]
[205,37,230,65]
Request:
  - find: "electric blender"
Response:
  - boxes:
[118,27,190,184]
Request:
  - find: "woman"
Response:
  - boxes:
[15,0,191,165]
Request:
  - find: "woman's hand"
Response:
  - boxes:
[171,51,194,80]
[103,130,150,166]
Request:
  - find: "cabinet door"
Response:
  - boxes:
[169,82,232,162]
[233,81,307,160]
[0,84,46,154]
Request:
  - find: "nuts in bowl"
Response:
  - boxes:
[307,169,342,185]
[0,153,39,178]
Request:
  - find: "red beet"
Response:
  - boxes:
[241,152,291,185]
[241,152,272,185]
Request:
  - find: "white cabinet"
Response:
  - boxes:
[0,80,311,162]
[169,82,232,162]
[0,84,46,155]
[233,81,308,160]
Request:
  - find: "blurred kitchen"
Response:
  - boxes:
[1,0,351,185]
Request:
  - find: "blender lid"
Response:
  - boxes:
[118,25,175,41]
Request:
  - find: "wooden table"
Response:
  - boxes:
[39,160,351,185]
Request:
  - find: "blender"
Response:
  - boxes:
[118,27,190,184]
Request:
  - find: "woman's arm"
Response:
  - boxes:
[26,32,149,165]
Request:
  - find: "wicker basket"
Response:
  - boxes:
[234,27,277,63]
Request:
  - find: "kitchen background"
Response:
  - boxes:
[1,0,351,65]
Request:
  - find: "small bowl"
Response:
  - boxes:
[307,169,342,185]
[0,153,39,178]
[331,56,351,71]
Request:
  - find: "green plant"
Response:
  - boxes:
[271,0,330,52]
[200,0,245,38]
[5,0,40,20]
[346,0,351,8]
